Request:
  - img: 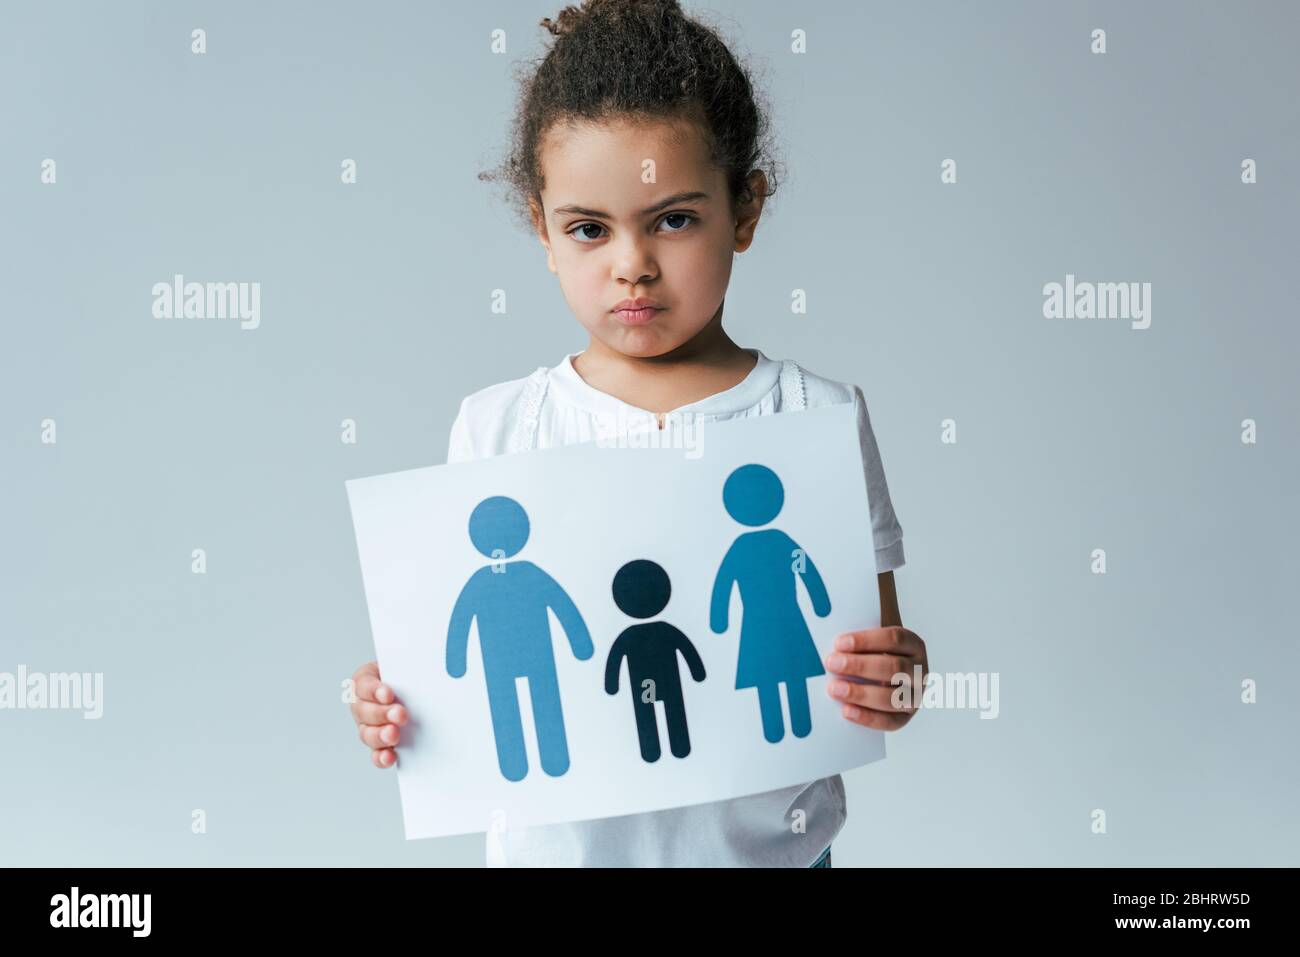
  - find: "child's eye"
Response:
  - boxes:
[567,213,697,244]
[658,212,696,233]
[570,222,606,243]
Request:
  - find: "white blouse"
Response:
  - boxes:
[446,348,905,866]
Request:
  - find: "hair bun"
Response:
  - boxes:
[540,5,583,37]
[542,1,684,37]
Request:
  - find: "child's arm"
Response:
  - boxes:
[879,570,902,627]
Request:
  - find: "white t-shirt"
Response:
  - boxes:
[445,348,905,866]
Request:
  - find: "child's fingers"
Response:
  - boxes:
[352,661,384,702]
[371,747,397,769]
[823,651,914,684]
[354,700,408,728]
[826,678,913,714]
[839,703,911,731]
[834,627,922,657]
[359,723,402,750]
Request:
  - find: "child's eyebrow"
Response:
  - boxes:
[552,190,710,220]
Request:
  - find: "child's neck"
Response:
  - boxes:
[572,317,756,425]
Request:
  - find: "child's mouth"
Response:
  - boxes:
[613,306,663,324]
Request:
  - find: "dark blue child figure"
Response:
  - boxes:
[604,560,706,763]
[446,496,594,782]
[710,464,831,743]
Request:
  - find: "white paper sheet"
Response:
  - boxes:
[345,402,885,840]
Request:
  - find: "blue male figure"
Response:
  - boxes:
[446,496,594,781]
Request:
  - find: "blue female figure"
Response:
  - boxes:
[710,464,831,743]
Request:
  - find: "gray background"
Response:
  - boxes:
[1,0,1295,866]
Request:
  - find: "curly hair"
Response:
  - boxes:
[480,0,782,232]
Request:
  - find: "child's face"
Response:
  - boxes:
[531,116,763,359]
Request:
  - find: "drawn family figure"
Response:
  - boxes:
[710,464,832,743]
[604,560,706,763]
[446,495,594,781]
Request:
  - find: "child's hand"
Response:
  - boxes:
[822,627,929,731]
[350,660,409,768]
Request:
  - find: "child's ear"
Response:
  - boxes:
[732,170,768,254]
[528,196,558,274]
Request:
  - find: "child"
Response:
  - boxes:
[348,0,929,867]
